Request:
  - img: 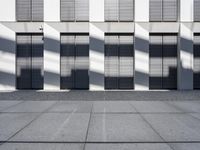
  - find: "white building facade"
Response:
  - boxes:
[0,0,199,91]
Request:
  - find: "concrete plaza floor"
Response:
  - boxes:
[0,91,200,149]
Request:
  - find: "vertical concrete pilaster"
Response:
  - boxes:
[178,23,193,90]
[44,0,60,21]
[135,0,149,22]
[44,23,60,90]
[180,0,194,22]
[0,23,16,90]
[135,23,149,90]
[89,0,104,22]
[89,23,105,91]
[0,0,15,21]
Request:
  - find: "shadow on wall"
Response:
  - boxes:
[0,35,198,90]
[0,37,16,89]
[17,69,43,89]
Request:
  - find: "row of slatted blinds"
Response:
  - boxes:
[16,34,43,89]
[60,34,89,89]
[16,0,43,21]
[61,0,89,21]
[150,0,177,21]
[194,0,200,21]
[194,34,200,89]
[105,34,134,89]
[149,34,177,89]
[105,0,134,21]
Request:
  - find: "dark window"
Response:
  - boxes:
[194,0,200,21]
[16,0,43,21]
[194,34,200,89]
[105,0,134,22]
[149,33,177,89]
[60,34,89,89]
[105,33,134,89]
[16,34,43,89]
[61,0,89,21]
[150,0,178,22]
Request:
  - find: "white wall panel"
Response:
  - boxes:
[135,0,149,22]
[180,0,193,22]
[90,0,104,21]
[44,0,60,21]
[0,0,15,21]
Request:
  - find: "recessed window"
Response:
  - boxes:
[16,0,43,21]
[105,0,134,22]
[150,0,178,22]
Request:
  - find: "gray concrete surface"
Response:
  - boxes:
[0,94,200,149]
[0,91,200,101]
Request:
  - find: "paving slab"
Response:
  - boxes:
[47,101,93,113]
[0,143,84,150]
[92,101,136,113]
[170,143,200,150]
[0,101,23,112]
[189,113,200,120]
[143,114,200,141]
[167,101,200,113]
[10,113,90,142]
[130,101,182,113]
[87,114,163,142]
[0,113,38,141]
[2,101,56,113]
[85,143,173,150]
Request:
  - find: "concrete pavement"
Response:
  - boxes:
[0,100,200,149]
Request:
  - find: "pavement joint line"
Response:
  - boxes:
[128,102,176,150]
[0,101,26,114]
[0,112,200,115]
[1,141,200,144]
[0,101,60,146]
[83,103,94,150]
[165,101,200,122]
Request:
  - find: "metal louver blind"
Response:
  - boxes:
[61,0,75,21]
[60,35,75,89]
[75,0,89,21]
[163,0,177,21]
[105,0,119,21]
[194,35,200,89]
[75,35,89,89]
[16,35,32,89]
[149,35,163,89]
[32,0,44,21]
[150,0,162,21]
[119,35,134,89]
[105,35,119,89]
[194,0,200,21]
[16,0,31,21]
[119,0,134,21]
[31,35,43,89]
[162,35,177,89]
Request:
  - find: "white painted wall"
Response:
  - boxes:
[44,23,60,90]
[90,0,104,22]
[135,0,149,22]
[179,23,193,90]
[89,23,105,90]
[180,0,194,22]
[0,23,16,90]
[0,0,15,21]
[135,23,149,90]
[44,0,60,21]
